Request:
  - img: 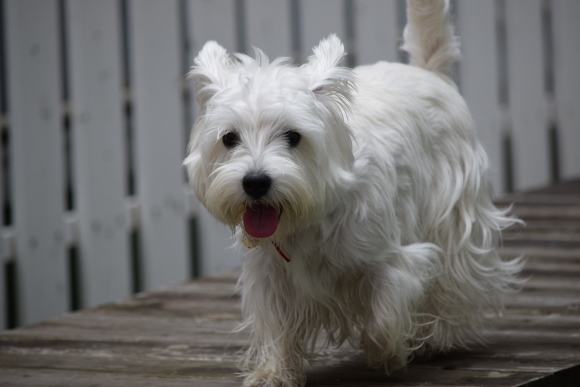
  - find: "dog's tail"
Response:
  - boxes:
[401,0,460,76]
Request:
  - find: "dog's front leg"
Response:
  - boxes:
[239,254,306,387]
[242,340,305,387]
[361,243,440,373]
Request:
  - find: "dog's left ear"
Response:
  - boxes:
[189,41,232,106]
[302,34,355,110]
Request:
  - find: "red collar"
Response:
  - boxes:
[272,242,291,262]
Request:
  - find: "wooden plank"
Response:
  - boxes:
[496,194,580,206]
[128,0,189,290]
[457,1,504,195]
[504,287,580,311]
[491,312,580,331]
[0,358,546,387]
[245,0,293,59]
[410,341,580,373]
[0,369,241,387]
[551,0,580,180]
[507,220,580,235]
[502,231,580,245]
[353,0,399,65]
[500,246,580,262]
[5,0,68,325]
[65,0,131,308]
[305,359,549,386]
[505,0,550,192]
[531,178,580,195]
[300,0,347,61]
[186,0,240,276]
[1,179,579,385]
[504,223,580,237]
[508,205,580,220]
[2,313,242,342]
[0,338,560,387]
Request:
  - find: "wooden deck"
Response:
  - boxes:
[1,180,579,387]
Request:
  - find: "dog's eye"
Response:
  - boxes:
[284,131,301,147]
[222,132,240,148]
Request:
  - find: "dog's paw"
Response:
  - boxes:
[242,368,305,387]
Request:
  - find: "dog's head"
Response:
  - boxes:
[184,35,355,240]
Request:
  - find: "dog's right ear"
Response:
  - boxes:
[188,41,231,106]
[302,34,355,115]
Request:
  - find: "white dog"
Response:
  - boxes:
[184,0,523,385]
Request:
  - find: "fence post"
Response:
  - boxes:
[5,0,68,325]
[505,0,550,191]
[353,0,400,65]
[0,9,5,328]
[457,1,505,195]
[551,0,580,180]
[187,0,238,56]
[128,0,189,290]
[65,0,131,307]
[246,0,293,59]
[186,0,241,276]
[300,0,348,62]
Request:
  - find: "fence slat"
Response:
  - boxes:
[0,254,3,331]
[300,0,346,60]
[353,0,400,65]
[5,0,68,325]
[129,0,189,290]
[0,250,4,330]
[457,1,504,195]
[188,0,237,54]
[246,0,293,59]
[65,0,130,307]
[551,0,580,180]
[0,4,5,329]
[187,0,240,276]
[505,0,550,192]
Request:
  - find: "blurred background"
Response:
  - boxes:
[0,0,578,329]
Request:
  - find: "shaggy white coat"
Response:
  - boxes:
[184,0,523,386]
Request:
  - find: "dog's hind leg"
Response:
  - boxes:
[417,188,525,353]
[361,243,440,373]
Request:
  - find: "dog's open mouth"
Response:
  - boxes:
[243,204,279,238]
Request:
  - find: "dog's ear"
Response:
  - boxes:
[189,41,231,106]
[302,34,355,112]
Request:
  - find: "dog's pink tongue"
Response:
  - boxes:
[243,204,278,238]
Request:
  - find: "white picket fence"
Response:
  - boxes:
[0,0,579,330]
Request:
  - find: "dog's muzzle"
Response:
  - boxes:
[241,173,280,238]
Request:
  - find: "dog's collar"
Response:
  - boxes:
[272,242,291,262]
[242,232,291,262]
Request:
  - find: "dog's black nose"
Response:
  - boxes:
[243,173,272,199]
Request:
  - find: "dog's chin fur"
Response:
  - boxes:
[184,0,524,385]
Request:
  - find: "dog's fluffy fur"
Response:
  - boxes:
[184,0,523,385]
